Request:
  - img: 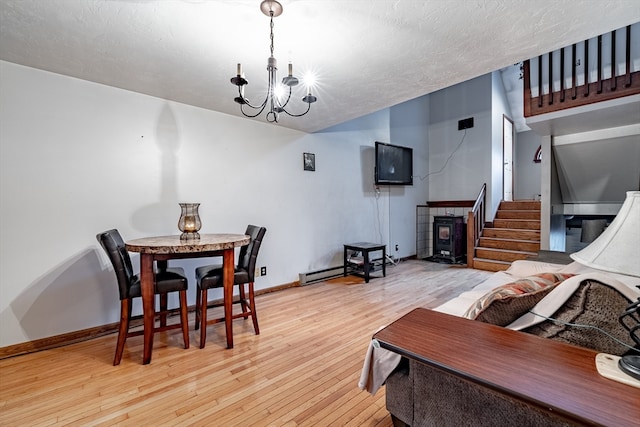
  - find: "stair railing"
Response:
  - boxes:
[467,183,486,267]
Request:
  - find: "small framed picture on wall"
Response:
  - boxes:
[303,152,315,171]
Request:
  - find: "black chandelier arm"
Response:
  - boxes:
[235,87,271,116]
[238,96,270,118]
[240,102,269,118]
[279,101,312,118]
[276,86,293,110]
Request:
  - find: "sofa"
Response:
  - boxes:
[360,259,640,427]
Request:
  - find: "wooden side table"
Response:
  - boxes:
[375,308,639,426]
[343,242,386,283]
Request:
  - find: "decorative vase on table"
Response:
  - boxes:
[178,203,201,240]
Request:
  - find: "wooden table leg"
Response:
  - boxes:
[140,254,155,364]
[223,248,234,349]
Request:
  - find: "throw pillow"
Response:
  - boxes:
[463,272,575,326]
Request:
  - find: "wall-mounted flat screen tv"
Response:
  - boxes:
[375,141,413,185]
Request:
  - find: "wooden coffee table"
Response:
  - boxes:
[374,308,639,426]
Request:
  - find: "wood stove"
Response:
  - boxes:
[433,216,465,263]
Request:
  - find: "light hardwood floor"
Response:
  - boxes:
[0,260,492,426]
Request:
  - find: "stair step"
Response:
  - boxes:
[483,228,540,240]
[495,210,540,220]
[499,200,541,211]
[493,219,540,230]
[470,198,542,272]
[475,247,537,262]
[478,237,540,252]
[473,258,511,272]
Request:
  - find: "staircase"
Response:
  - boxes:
[472,200,541,272]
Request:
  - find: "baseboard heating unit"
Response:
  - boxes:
[298,265,345,286]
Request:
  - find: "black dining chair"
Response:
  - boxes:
[97,229,190,365]
[194,225,266,348]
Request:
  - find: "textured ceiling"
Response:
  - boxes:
[1,0,639,133]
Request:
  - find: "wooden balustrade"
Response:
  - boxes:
[524,24,640,117]
[466,183,486,267]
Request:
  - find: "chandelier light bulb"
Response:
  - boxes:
[302,72,317,89]
[274,84,286,101]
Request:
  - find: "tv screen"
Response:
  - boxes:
[375,141,413,185]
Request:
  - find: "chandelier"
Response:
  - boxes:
[230,0,317,123]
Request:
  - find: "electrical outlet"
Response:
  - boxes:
[395,244,399,251]
[260,266,267,276]
[255,267,261,277]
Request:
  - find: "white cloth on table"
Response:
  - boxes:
[358,337,401,395]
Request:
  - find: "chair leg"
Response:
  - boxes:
[179,290,189,349]
[248,282,259,335]
[239,283,248,315]
[199,288,208,349]
[159,293,168,327]
[195,285,201,330]
[113,299,131,366]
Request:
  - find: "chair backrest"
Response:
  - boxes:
[237,225,267,282]
[96,229,135,300]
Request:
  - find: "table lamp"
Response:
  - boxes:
[570,190,640,380]
[618,297,640,380]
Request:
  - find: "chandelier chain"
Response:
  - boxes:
[269,13,275,58]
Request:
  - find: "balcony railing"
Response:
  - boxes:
[524,23,640,117]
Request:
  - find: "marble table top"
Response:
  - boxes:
[125,233,250,254]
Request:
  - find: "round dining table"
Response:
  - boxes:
[126,233,250,364]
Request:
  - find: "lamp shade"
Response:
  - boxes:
[570,191,640,277]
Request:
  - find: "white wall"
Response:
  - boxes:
[387,96,430,258]
[427,74,492,204]
[0,61,432,347]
